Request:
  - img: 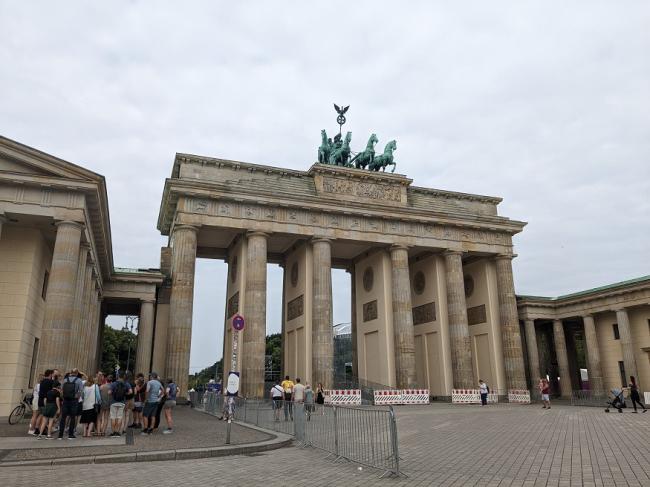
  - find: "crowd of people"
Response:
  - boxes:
[269,376,324,421]
[28,368,178,440]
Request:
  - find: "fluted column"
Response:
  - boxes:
[136,300,156,374]
[242,231,268,398]
[70,249,91,369]
[0,213,6,239]
[349,265,358,378]
[37,221,84,372]
[80,264,95,373]
[390,245,417,388]
[312,238,334,388]
[495,255,527,390]
[165,225,198,401]
[524,319,541,385]
[616,309,637,385]
[444,250,474,388]
[552,319,572,398]
[582,314,604,392]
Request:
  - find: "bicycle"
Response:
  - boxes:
[8,392,33,425]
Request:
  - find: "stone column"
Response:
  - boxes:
[242,231,268,398]
[136,300,156,374]
[524,319,541,385]
[582,314,604,392]
[79,263,95,373]
[443,250,474,388]
[0,213,6,240]
[69,245,89,369]
[165,225,198,401]
[37,221,84,372]
[552,319,572,398]
[616,309,638,385]
[495,255,527,390]
[390,245,417,388]
[349,265,358,378]
[312,238,334,389]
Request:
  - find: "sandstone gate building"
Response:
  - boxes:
[1,136,649,415]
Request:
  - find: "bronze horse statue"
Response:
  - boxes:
[329,131,352,166]
[318,129,332,164]
[369,140,397,173]
[350,133,378,169]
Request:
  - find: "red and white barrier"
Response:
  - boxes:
[401,389,430,404]
[325,389,361,406]
[507,389,531,404]
[451,389,481,404]
[373,390,403,405]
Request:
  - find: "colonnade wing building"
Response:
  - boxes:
[2,135,649,415]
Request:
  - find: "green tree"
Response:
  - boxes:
[99,324,137,375]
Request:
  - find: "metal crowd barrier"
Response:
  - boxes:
[189,391,401,477]
[570,390,613,407]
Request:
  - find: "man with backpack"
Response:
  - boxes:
[58,369,83,440]
[108,372,132,436]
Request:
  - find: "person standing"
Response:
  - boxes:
[28,373,43,435]
[98,375,112,436]
[58,369,84,440]
[628,376,647,413]
[80,376,100,437]
[37,384,61,440]
[304,384,314,421]
[478,379,489,406]
[270,380,283,421]
[141,372,163,435]
[36,370,54,436]
[162,378,177,434]
[108,373,132,437]
[540,378,551,409]
[281,375,294,421]
[316,382,325,415]
[132,376,145,429]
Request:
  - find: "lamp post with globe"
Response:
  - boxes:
[122,316,138,374]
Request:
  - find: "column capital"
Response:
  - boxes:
[581,313,593,319]
[246,230,269,239]
[495,253,516,261]
[613,307,627,313]
[55,220,84,231]
[173,224,199,235]
[311,236,332,244]
[389,243,410,253]
[0,213,7,223]
[442,249,464,257]
[141,298,156,304]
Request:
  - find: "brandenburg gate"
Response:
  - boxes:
[154,152,528,399]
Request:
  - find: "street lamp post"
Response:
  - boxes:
[123,316,138,374]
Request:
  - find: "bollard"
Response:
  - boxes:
[226,417,231,445]
[333,406,339,458]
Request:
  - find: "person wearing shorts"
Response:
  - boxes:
[540,378,551,409]
[142,372,163,435]
[37,384,61,440]
[162,379,177,434]
[108,374,132,437]
[270,381,283,421]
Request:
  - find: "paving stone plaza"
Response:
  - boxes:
[3,403,650,486]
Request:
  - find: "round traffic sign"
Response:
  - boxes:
[232,314,245,331]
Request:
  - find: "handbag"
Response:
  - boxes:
[94,384,101,413]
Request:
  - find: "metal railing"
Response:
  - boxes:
[190,391,401,477]
[570,390,617,407]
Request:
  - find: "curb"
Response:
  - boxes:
[0,422,293,467]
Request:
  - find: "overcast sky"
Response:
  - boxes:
[1,1,648,373]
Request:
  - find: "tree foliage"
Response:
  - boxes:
[99,324,137,375]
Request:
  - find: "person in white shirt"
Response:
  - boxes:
[478,379,489,406]
[293,378,306,404]
[270,381,284,421]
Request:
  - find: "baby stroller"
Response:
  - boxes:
[605,388,626,413]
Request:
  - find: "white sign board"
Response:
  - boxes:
[226,371,240,396]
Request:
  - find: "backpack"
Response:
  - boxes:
[113,381,126,402]
[62,378,77,400]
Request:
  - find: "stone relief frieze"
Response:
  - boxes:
[467,304,487,325]
[183,197,512,248]
[322,177,401,202]
[287,294,304,321]
[363,300,378,322]
[227,291,239,318]
[412,301,436,325]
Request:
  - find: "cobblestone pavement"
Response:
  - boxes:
[0,406,270,461]
[4,403,650,486]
